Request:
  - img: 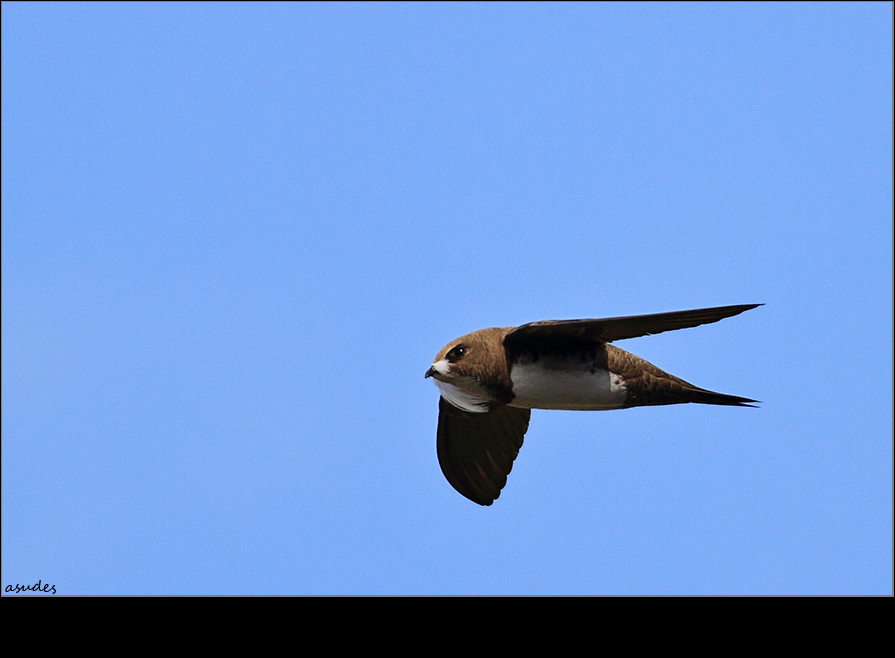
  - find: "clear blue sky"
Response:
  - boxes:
[3,3,891,595]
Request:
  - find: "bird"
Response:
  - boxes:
[425,303,761,506]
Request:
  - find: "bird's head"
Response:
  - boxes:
[425,328,512,412]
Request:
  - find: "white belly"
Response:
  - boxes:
[509,362,628,410]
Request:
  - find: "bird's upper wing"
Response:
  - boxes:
[505,304,761,345]
[436,397,531,506]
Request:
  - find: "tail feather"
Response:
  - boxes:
[606,343,758,409]
[684,387,759,408]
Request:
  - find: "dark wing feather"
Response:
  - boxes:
[436,397,531,506]
[506,304,761,344]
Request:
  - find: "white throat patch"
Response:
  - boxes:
[433,378,491,413]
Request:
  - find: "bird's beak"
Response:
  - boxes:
[425,366,436,379]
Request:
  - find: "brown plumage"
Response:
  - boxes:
[426,304,761,505]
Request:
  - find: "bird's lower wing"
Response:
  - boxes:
[436,397,531,506]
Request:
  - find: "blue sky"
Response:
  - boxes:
[2,3,891,595]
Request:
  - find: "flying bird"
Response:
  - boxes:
[425,304,761,506]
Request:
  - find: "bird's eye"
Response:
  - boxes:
[446,345,467,363]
